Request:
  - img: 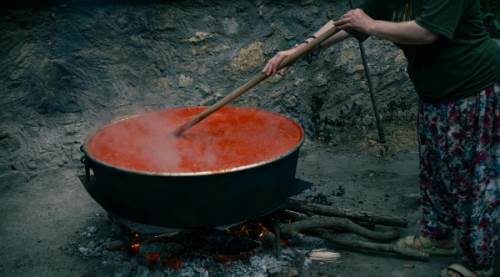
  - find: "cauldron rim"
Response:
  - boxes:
[82,106,305,177]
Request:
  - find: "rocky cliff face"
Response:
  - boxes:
[0,0,417,179]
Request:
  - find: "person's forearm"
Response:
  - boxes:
[295,20,351,51]
[263,20,350,75]
[320,30,351,48]
[369,20,438,45]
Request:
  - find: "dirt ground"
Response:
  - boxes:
[1,123,498,276]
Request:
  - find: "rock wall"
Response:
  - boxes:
[0,0,417,180]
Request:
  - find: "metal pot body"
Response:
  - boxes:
[81,149,299,228]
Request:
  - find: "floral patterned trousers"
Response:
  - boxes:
[418,82,500,268]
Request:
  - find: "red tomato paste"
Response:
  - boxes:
[85,107,303,173]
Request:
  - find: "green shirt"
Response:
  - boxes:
[357,0,500,102]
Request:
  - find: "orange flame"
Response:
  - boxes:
[146,252,161,265]
[162,256,183,270]
[128,243,141,256]
[226,221,271,240]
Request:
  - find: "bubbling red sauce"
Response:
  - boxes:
[85,107,303,173]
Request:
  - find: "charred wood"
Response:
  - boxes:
[287,199,408,227]
[311,229,429,261]
[280,217,400,242]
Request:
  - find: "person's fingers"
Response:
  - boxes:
[266,63,274,76]
[346,9,356,16]
[270,56,278,75]
[263,51,291,76]
[266,58,278,76]
[334,17,350,26]
[337,22,352,29]
[273,59,282,75]
[272,56,281,75]
[263,61,272,75]
[269,55,278,76]
[278,67,287,76]
[274,55,287,75]
[334,18,352,30]
[339,11,352,21]
[263,61,270,74]
[269,56,281,74]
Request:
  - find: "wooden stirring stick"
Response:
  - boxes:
[173,24,340,137]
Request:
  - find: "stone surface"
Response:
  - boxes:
[229,41,265,72]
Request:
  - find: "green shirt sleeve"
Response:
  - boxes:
[415,0,466,40]
[359,0,387,20]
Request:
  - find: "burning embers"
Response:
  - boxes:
[76,199,421,276]
[102,212,288,273]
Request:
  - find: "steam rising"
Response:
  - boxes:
[86,107,302,173]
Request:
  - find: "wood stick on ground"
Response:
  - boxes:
[287,199,408,227]
[311,229,429,261]
[280,217,400,242]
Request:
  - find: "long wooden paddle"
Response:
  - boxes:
[173,24,340,137]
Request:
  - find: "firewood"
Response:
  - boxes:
[307,248,341,263]
[287,199,408,227]
[280,217,400,242]
[311,229,429,261]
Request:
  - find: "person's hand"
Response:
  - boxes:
[334,9,376,35]
[262,47,300,76]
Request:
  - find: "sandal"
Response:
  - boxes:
[396,235,457,256]
[440,264,494,277]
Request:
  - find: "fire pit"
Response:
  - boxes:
[80,106,305,228]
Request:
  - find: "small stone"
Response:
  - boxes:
[154,77,170,91]
[27,161,37,170]
[314,73,328,87]
[194,267,209,277]
[293,78,305,86]
[283,95,298,108]
[78,246,90,256]
[197,84,211,94]
[87,241,96,249]
[178,74,193,88]
[187,32,211,43]
[222,17,239,35]
[229,41,264,72]
[87,226,98,233]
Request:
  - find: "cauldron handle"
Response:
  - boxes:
[80,145,92,181]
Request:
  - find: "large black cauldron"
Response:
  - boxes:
[80,107,304,228]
